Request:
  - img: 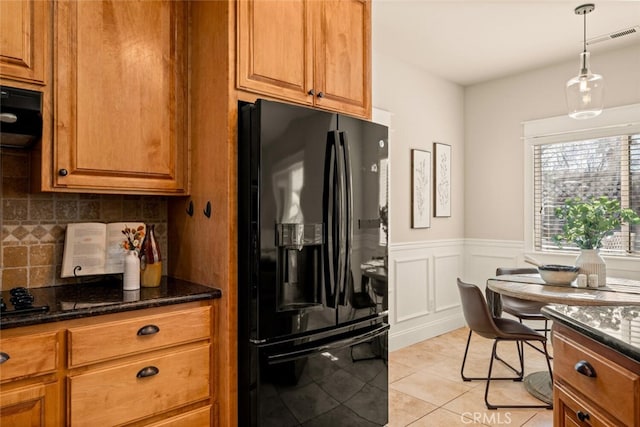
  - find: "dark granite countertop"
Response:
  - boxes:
[0,277,221,330]
[542,304,640,363]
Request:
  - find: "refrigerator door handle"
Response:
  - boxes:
[335,133,347,307]
[265,323,389,365]
[323,131,340,307]
[338,131,353,305]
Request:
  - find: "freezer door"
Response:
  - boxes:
[248,325,389,426]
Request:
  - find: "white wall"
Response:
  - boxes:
[372,51,466,350]
[465,44,640,241]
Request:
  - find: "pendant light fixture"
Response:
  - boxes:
[566,3,604,120]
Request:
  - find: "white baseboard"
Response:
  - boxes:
[389,312,465,351]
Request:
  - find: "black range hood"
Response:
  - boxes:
[0,86,43,148]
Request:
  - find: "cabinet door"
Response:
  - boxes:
[0,0,47,84]
[0,382,59,427]
[554,382,617,427]
[237,0,313,105]
[314,0,371,118]
[53,0,188,195]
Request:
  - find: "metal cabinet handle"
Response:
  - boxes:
[0,352,10,364]
[576,411,590,422]
[307,89,315,96]
[317,91,324,98]
[58,169,68,176]
[136,366,159,378]
[574,360,596,378]
[137,324,160,336]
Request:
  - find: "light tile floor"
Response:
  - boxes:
[388,327,554,427]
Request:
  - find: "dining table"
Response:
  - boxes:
[485,273,640,405]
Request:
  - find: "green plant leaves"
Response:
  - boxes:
[554,196,640,249]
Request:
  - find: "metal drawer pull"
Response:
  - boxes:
[136,366,159,378]
[574,360,597,377]
[137,324,160,336]
[577,411,590,422]
[0,352,10,364]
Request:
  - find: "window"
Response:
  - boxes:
[524,103,640,257]
[533,134,640,254]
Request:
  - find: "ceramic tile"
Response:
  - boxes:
[407,407,482,426]
[3,246,28,267]
[2,267,27,289]
[54,200,78,221]
[390,368,475,407]
[521,410,553,426]
[389,359,416,383]
[388,389,436,427]
[30,244,55,266]
[30,199,54,220]
[389,327,554,427]
[3,199,28,220]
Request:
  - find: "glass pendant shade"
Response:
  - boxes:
[566,52,604,119]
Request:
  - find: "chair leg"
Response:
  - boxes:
[461,332,523,382]
[515,318,553,360]
[494,340,524,379]
[485,338,554,410]
[460,329,473,381]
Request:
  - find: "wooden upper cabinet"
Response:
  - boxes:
[237,0,313,106]
[0,0,48,85]
[51,0,189,194]
[237,0,371,118]
[314,0,370,117]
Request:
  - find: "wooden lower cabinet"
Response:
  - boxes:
[0,381,60,426]
[0,302,215,426]
[552,323,640,427]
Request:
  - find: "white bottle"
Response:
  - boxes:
[123,251,141,290]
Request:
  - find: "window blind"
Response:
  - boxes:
[533,134,640,255]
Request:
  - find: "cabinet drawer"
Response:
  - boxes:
[554,382,618,427]
[554,333,639,426]
[69,343,210,427]
[0,331,58,382]
[145,405,211,426]
[67,306,211,367]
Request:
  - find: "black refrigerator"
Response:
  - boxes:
[238,99,389,426]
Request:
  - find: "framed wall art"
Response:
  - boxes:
[434,142,451,217]
[411,149,431,228]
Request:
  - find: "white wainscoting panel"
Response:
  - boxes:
[388,239,465,351]
[433,253,463,312]
[463,239,524,291]
[394,256,430,322]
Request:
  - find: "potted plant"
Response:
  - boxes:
[553,196,640,286]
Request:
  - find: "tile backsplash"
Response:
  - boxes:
[1,149,168,291]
